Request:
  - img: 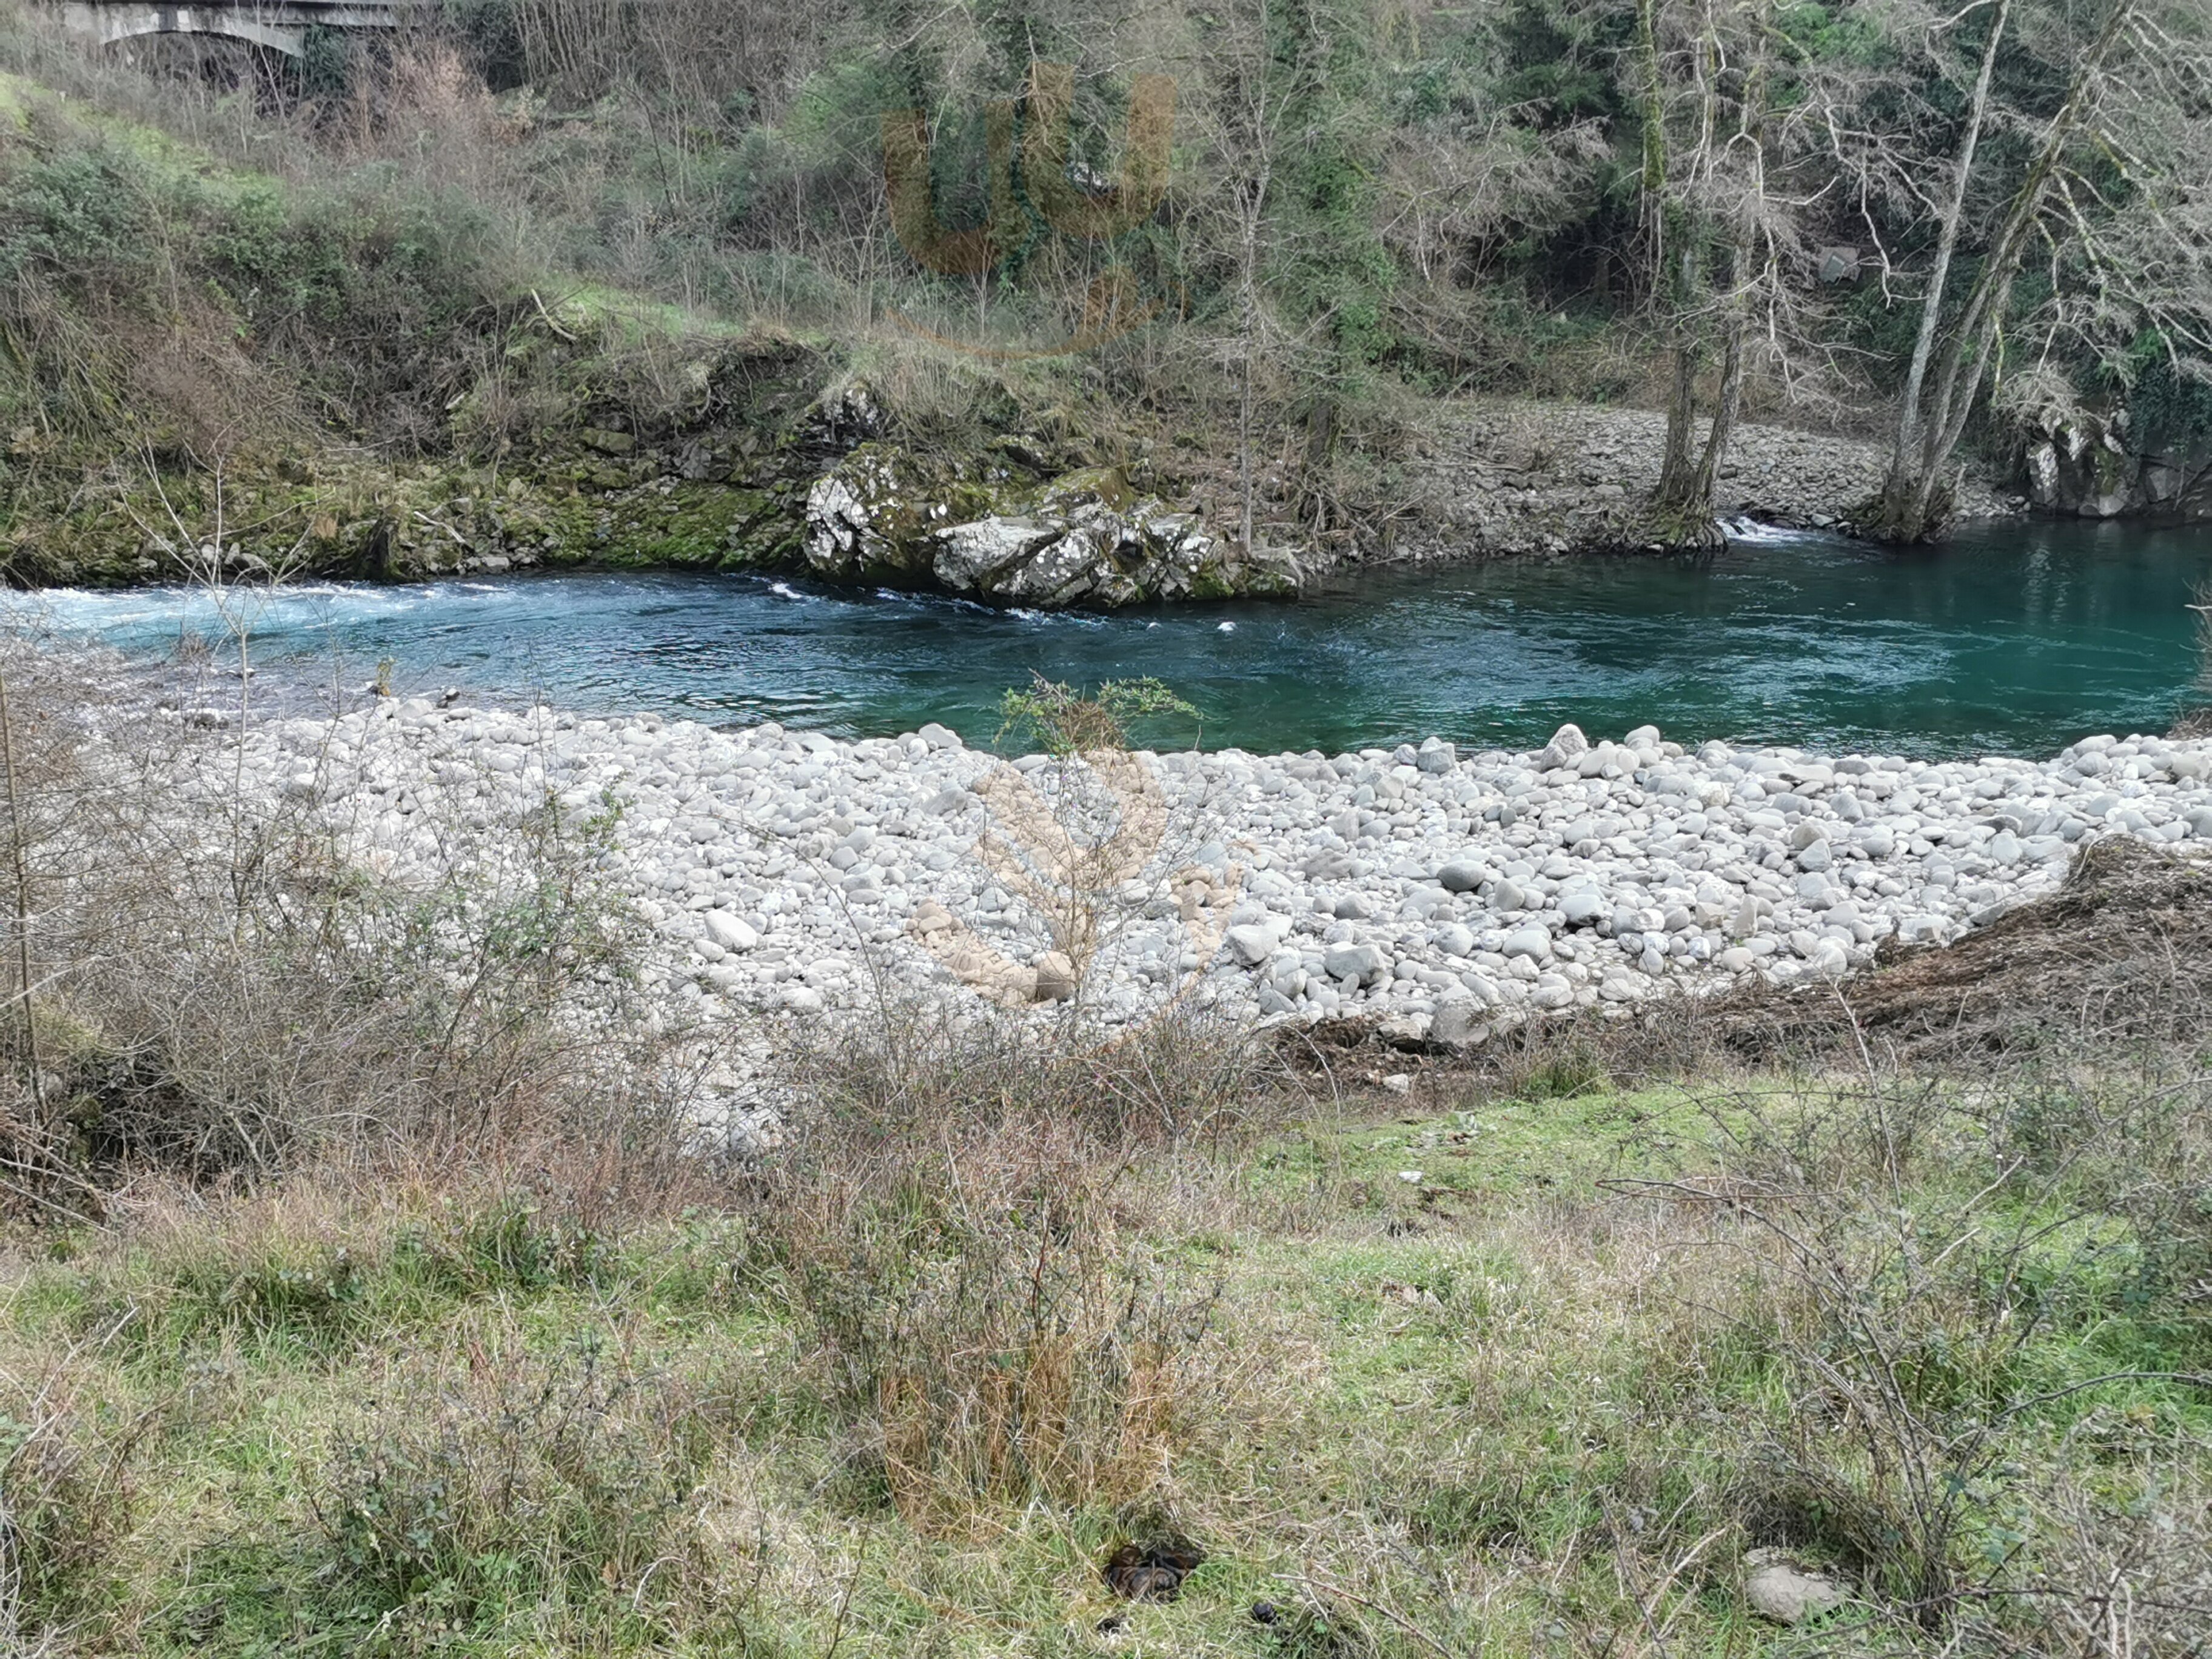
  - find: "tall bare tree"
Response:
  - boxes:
[1866,0,2212,538]
[1638,0,1814,540]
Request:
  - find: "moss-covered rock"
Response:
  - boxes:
[2,381,1295,609]
[800,443,1016,581]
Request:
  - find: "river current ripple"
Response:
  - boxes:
[13,518,2208,759]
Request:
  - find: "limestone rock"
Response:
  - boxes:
[1324,941,1387,984]
[800,447,1285,609]
[1225,924,1278,967]
[1538,723,1589,771]
[933,518,1061,590]
[1503,926,1552,960]
[1432,997,1486,1045]
[703,910,758,952]
[1744,1560,1845,1626]
[1559,889,1607,926]
[1436,858,1488,893]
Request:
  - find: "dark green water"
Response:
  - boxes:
[22,517,2210,757]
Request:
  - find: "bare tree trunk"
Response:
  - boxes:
[1887,0,2008,495]
[1644,0,1704,523]
[1657,321,1703,508]
[1634,0,1668,241]
[1649,0,1754,534]
[1878,0,2130,540]
[1239,293,1257,550]
[0,669,40,1118]
[1653,0,1761,535]
[1686,233,1751,511]
[1232,0,1273,553]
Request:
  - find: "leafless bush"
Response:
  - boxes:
[2178,592,2212,737]
[762,993,1281,1530]
[1671,1068,2212,1641]
[799,990,1279,1155]
[0,636,718,1213]
[507,0,812,122]
[765,1099,1221,1532]
[2019,1467,2212,1656]
[0,1353,146,1651]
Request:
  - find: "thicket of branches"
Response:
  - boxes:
[3,0,2210,535]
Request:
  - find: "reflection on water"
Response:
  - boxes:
[13,517,2210,757]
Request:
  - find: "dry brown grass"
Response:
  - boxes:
[1708,836,2212,1064]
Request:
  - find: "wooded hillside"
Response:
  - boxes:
[4,0,2210,546]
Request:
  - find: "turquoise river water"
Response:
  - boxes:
[16,517,2210,758]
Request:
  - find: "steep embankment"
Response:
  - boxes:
[0,64,1287,605]
[0,69,2028,608]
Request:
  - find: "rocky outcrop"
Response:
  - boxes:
[2022,412,2212,519]
[802,448,1299,607]
[18,370,2103,606]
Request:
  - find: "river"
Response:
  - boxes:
[16,517,2209,757]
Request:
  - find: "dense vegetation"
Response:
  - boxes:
[2,0,2210,565]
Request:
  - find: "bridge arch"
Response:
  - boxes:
[61,4,301,55]
[57,2,398,60]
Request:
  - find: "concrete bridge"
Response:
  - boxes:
[58,1,400,58]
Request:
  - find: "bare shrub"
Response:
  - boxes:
[763,998,1278,1532]
[506,0,811,123]
[1670,1068,2212,1639]
[2022,1467,2212,1655]
[768,1108,1219,1532]
[0,1356,145,1649]
[0,635,719,1212]
[904,675,1225,1020]
[799,989,1278,1156]
[2177,592,2212,738]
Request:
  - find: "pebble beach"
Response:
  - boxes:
[215,696,2212,1053]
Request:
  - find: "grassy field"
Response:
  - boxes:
[8,1030,2208,1657]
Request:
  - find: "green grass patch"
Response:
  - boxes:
[5,1065,2211,1655]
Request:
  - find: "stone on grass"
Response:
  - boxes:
[1744,1560,1845,1627]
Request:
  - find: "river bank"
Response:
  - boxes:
[7,383,2030,606]
[1392,403,2025,560]
[203,690,2212,1099]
